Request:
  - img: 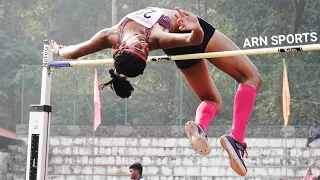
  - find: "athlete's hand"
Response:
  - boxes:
[174,7,201,32]
[49,40,66,56]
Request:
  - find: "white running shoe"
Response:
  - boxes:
[184,121,211,156]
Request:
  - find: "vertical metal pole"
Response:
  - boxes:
[234,80,238,94]
[125,99,128,125]
[179,72,183,126]
[26,40,53,180]
[21,65,25,124]
[91,130,95,180]
[285,135,288,178]
[73,70,78,125]
[39,41,53,105]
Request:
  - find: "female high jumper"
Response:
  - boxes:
[50,7,262,176]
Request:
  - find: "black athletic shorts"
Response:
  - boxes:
[162,17,216,69]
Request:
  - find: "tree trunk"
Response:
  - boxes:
[204,0,208,19]
[111,0,118,26]
[286,0,307,61]
[8,85,17,130]
[198,0,201,17]
[289,0,307,34]
[8,0,19,37]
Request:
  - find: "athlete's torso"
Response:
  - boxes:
[109,8,190,50]
[117,7,173,44]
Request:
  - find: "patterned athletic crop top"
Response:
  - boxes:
[117,7,173,44]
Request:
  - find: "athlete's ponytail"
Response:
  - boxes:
[99,69,134,98]
[99,49,146,98]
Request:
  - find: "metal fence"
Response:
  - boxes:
[17,63,320,126]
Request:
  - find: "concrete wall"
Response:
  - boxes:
[6,124,318,180]
[6,136,320,180]
[0,151,9,178]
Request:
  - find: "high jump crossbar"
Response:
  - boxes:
[49,43,320,68]
[26,41,320,180]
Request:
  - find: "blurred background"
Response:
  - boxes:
[0,0,319,179]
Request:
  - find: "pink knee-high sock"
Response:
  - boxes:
[230,85,257,143]
[195,100,217,133]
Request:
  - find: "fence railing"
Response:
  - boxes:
[16,64,320,126]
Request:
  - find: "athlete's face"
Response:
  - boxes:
[307,169,312,175]
[124,34,150,58]
[129,168,139,179]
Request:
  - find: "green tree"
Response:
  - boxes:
[0,30,40,129]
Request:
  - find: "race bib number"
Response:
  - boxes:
[126,7,164,28]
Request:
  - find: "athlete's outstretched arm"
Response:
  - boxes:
[157,28,203,49]
[50,28,113,59]
[157,7,204,49]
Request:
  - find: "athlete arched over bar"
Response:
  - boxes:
[50,7,262,176]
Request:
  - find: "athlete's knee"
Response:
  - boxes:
[253,73,262,90]
[201,97,222,114]
[244,71,262,90]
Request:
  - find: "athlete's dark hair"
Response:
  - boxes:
[129,163,143,175]
[98,49,146,98]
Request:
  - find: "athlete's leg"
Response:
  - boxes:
[206,30,262,142]
[179,59,221,156]
[205,30,262,90]
[205,30,262,176]
[179,59,222,110]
